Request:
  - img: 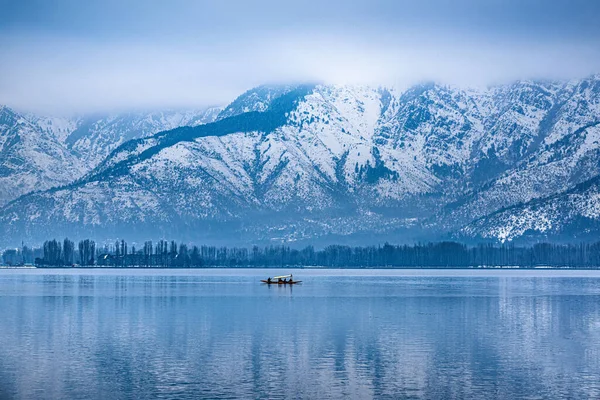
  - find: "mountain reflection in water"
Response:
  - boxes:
[0,269,599,399]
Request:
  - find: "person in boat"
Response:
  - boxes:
[289,274,293,283]
[267,277,272,284]
[283,278,288,284]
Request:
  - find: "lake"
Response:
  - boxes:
[1,268,600,399]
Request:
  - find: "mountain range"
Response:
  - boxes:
[1,76,599,248]
[0,106,222,207]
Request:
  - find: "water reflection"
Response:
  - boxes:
[0,272,599,399]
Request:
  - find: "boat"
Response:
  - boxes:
[261,274,302,285]
[261,280,302,285]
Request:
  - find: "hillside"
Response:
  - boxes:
[1,77,600,246]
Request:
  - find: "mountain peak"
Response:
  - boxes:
[2,77,600,246]
[0,105,20,126]
[216,84,310,121]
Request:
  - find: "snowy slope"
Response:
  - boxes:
[460,174,600,243]
[1,76,600,246]
[0,106,86,207]
[67,107,222,168]
[216,85,298,120]
[443,76,600,229]
[0,106,222,206]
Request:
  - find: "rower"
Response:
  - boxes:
[267,277,272,284]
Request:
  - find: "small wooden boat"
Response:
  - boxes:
[261,274,301,285]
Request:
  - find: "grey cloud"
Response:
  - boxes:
[1,0,599,113]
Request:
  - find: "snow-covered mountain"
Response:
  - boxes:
[0,106,222,206]
[0,106,86,207]
[460,174,600,243]
[1,77,599,246]
[442,77,600,230]
[215,85,298,120]
[66,108,222,167]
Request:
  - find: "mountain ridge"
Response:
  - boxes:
[0,105,224,207]
[1,76,600,247]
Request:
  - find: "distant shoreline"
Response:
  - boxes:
[2,265,600,271]
[3,267,600,279]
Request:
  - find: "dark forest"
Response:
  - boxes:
[3,238,600,268]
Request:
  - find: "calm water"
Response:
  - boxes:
[1,269,600,399]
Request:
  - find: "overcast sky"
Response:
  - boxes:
[1,0,599,114]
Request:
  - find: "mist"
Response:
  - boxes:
[1,0,599,114]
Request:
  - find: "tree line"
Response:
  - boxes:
[14,238,600,268]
